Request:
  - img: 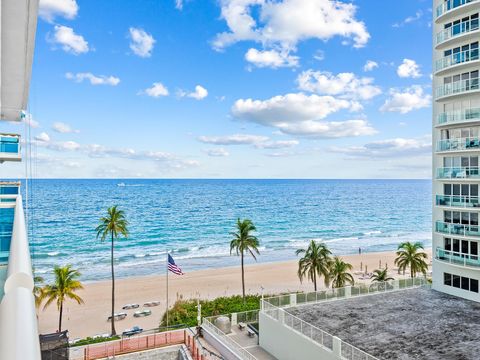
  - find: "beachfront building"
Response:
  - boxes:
[0,0,41,359]
[433,0,480,301]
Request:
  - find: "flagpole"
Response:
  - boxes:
[166,251,169,331]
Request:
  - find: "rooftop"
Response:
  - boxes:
[287,287,480,360]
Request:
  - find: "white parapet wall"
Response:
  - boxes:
[259,310,342,360]
[0,195,40,360]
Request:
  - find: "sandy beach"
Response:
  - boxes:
[37,249,432,339]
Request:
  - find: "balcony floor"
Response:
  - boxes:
[287,287,480,360]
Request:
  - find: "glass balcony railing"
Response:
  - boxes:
[436,0,479,19]
[0,183,20,195]
[437,137,480,152]
[437,108,480,125]
[436,220,480,237]
[435,49,479,72]
[437,166,480,179]
[436,78,480,99]
[0,134,20,155]
[436,247,480,267]
[436,18,480,45]
[436,194,480,208]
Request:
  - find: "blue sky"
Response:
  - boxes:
[4,0,433,178]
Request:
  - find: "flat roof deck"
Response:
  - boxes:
[287,287,480,360]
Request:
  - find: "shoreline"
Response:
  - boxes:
[38,249,432,339]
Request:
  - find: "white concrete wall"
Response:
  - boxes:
[259,312,340,360]
[432,259,480,302]
[201,329,242,360]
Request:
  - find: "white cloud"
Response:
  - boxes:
[213,0,370,50]
[380,86,431,114]
[297,70,382,101]
[232,93,376,138]
[393,10,423,28]
[50,25,89,55]
[397,59,422,78]
[175,0,183,10]
[254,140,299,149]
[198,134,269,145]
[129,27,155,58]
[330,136,431,158]
[39,0,78,22]
[363,60,378,72]
[245,48,299,68]
[52,122,79,134]
[65,72,120,86]
[141,82,169,98]
[313,50,325,61]
[204,148,230,157]
[178,85,209,100]
[35,132,51,142]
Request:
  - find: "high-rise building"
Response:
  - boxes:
[0,0,41,358]
[432,0,480,301]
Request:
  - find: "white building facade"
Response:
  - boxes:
[432,0,480,301]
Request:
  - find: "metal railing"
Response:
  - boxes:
[436,247,480,267]
[436,194,480,208]
[436,166,480,179]
[437,137,480,152]
[436,0,478,18]
[435,49,479,72]
[436,18,480,45]
[202,317,257,360]
[436,78,480,99]
[435,220,480,237]
[437,108,480,125]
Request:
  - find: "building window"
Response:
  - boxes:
[444,272,479,293]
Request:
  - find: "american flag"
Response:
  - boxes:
[167,254,184,275]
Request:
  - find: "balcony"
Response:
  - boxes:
[436,220,480,237]
[436,194,480,208]
[436,18,480,48]
[437,166,480,179]
[435,49,479,75]
[0,134,20,162]
[436,78,480,100]
[436,0,480,20]
[436,247,480,268]
[437,137,480,152]
[0,182,20,195]
[437,108,480,126]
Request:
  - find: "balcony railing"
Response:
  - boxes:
[437,137,480,152]
[437,166,480,179]
[437,108,480,125]
[435,220,480,237]
[435,49,479,73]
[0,182,20,195]
[436,247,480,267]
[0,134,21,162]
[436,78,480,99]
[436,18,480,45]
[436,194,480,208]
[436,0,479,19]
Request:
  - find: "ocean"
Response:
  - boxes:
[27,179,432,282]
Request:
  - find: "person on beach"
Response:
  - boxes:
[359,247,362,255]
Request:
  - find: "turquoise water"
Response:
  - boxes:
[27,179,432,282]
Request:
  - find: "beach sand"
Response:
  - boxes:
[37,249,432,339]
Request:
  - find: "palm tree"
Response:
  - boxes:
[230,218,260,302]
[34,274,45,309]
[329,256,354,288]
[370,268,394,282]
[296,240,332,291]
[96,206,129,335]
[394,242,428,278]
[40,265,84,332]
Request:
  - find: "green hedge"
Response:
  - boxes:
[70,335,120,347]
[160,295,262,329]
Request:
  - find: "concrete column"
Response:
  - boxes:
[332,336,342,358]
[231,312,237,326]
[290,293,297,306]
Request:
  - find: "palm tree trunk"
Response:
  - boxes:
[58,302,63,332]
[313,271,317,291]
[241,251,245,303]
[111,232,116,336]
